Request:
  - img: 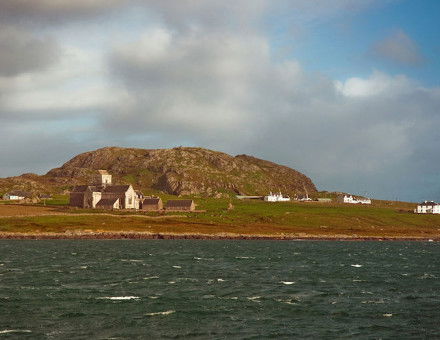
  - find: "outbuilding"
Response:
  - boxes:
[2,191,32,201]
[165,199,195,211]
[96,197,120,210]
[141,197,163,211]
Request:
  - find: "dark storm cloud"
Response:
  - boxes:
[0,26,59,77]
[0,0,126,24]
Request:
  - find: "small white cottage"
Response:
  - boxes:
[2,191,31,201]
[264,192,291,202]
[415,201,440,214]
[339,195,371,204]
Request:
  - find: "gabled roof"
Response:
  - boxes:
[97,170,110,175]
[102,185,131,193]
[166,199,194,208]
[71,185,91,193]
[143,198,162,205]
[96,197,119,207]
[419,201,439,206]
[8,190,32,197]
[71,185,102,193]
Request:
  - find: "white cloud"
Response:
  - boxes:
[335,71,416,97]
[0,45,116,116]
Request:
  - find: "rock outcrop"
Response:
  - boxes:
[2,146,317,197]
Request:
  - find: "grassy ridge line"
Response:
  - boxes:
[0,198,439,239]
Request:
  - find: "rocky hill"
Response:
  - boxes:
[1,147,317,197]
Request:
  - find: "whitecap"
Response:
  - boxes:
[172,265,181,269]
[235,256,255,259]
[217,278,225,282]
[145,310,175,317]
[143,276,159,280]
[351,264,363,268]
[168,281,176,284]
[281,281,295,285]
[383,313,393,317]
[428,239,434,242]
[193,257,214,261]
[0,330,32,334]
[98,296,139,300]
[247,296,261,302]
[79,266,88,269]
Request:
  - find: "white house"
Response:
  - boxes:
[264,192,291,202]
[340,195,371,205]
[415,201,440,214]
[2,191,31,201]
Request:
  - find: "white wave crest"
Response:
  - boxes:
[98,296,140,300]
[145,310,175,316]
[0,330,32,334]
[143,276,159,280]
[281,281,295,285]
[351,264,363,268]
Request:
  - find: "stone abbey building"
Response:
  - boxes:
[69,170,141,209]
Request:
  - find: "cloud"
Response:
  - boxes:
[335,70,416,97]
[372,29,424,65]
[0,0,439,202]
[0,0,125,23]
[0,26,59,77]
[105,26,440,201]
[0,44,117,124]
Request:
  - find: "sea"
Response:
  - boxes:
[0,240,439,339]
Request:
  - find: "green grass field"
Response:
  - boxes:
[1,198,440,239]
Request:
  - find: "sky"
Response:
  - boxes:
[0,0,439,202]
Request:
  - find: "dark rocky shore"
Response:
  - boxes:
[0,232,437,241]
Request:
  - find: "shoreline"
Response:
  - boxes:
[0,231,437,241]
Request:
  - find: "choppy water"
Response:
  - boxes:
[0,240,439,339]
